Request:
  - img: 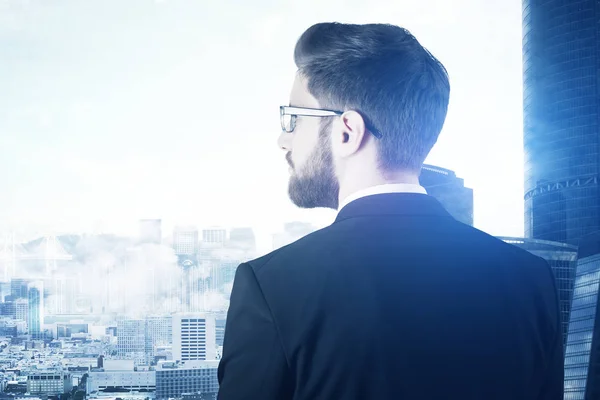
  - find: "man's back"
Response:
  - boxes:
[218,194,563,399]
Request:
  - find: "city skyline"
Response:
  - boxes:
[0,0,524,255]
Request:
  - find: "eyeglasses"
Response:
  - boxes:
[280,105,383,139]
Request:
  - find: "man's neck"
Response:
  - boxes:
[337,173,421,209]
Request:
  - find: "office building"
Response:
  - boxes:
[15,298,28,321]
[155,361,219,400]
[523,0,600,246]
[215,315,226,347]
[564,233,600,399]
[419,164,474,226]
[86,370,155,394]
[56,323,88,338]
[499,237,578,349]
[202,229,226,246]
[11,279,28,299]
[139,219,162,244]
[174,226,199,256]
[172,314,217,361]
[27,281,44,338]
[27,372,73,395]
[117,319,146,365]
[117,317,172,365]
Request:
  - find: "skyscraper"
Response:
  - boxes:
[117,319,146,365]
[419,164,474,226]
[564,232,600,398]
[27,281,44,339]
[172,313,217,362]
[117,317,173,365]
[523,0,600,246]
[499,237,578,349]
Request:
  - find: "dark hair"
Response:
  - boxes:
[294,22,450,172]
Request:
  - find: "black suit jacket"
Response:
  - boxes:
[218,193,563,400]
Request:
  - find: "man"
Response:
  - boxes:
[218,22,563,400]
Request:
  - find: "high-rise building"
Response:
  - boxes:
[419,164,474,226]
[202,228,226,246]
[117,319,146,365]
[15,298,27,321]
[146,316,173,351]
[564,233,600,398]
[499,237,578,349]
[27,281,44,338]
[523,0,600,246]
[0,301,16,319]
[139,219,162,244]
[172,314,217,362]
[11,278,29,299]
[117,317,172,365]
[173,226,199,256]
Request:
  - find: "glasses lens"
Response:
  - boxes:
[281,114,295,132]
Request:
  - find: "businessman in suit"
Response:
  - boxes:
[218,22,563,400]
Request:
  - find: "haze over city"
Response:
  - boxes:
[0,0,523,253]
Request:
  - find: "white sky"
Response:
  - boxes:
[0,0,524,253]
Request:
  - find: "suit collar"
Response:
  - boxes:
[334,193,453,223]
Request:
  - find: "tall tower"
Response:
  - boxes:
[27,281,44,339]
[523,0,600,246]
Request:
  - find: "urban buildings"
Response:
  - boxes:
[202,229,227,246]
[174,226,199,256]
[564,233,600,399]
[155,361,219,400]
[499,237,578,349]
[523,0,600,246]
[87,369,155,394]
[172,314,217,362]
[419,164,474,226]
[117,317,172,365]
[117,319,146,365]
[27,281,44,339]
[26,372,72,395]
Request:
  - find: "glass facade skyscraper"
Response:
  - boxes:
[564,233,600,399]
[499,237,578,349]
[523,0,600,246]
[27,281,43,339]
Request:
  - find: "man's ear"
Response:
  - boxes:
[331,110,367,158]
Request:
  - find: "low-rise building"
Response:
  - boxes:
[26,372,72,395]
[155,361,219,400]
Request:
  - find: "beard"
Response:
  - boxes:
[288,121,340,209]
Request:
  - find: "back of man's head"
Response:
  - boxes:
[294,22,450,173]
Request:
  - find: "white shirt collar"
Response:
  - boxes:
[338,183,427,212]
